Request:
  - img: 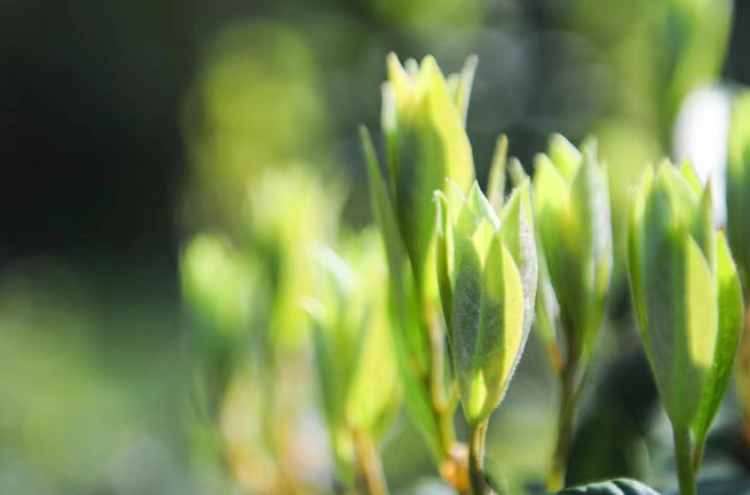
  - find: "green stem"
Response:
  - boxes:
[436,406,458,459]
[674,428,697,495]
[421,273,465,492]
[432,376,465,495]
[547,383,574,491]
[546,356,583,492]
[468,423,489,495]
[425,301,459,465]
[354,430,390,495]
[692,436,706,474]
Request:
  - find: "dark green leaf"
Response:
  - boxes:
[554,478,660,494]
[727,91,750,292]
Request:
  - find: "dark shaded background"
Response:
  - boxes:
[2,0,748,274]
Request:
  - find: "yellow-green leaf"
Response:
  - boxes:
[548,133,582,181]
[488,135,508,212]
[692,231,744,449]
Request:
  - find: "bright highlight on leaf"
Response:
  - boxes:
[628,159,744,467]
[380,54,476,291]
[361,54,479,462]
[436,180,538,427]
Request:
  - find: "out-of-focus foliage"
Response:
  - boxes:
[0,265,189,495]
[727,91,750,294]
[570,0,732,136]
[306,230,401,485]
[180,164,345,493]
[659,0,733,127]
[726,89,750,474]
[570,0,733,291]
[183,21,331,230]
[367,0,486,34]
[179,14,350,493]
[245,166,344,353]
[181,234,259,342]
[181,234,260,480]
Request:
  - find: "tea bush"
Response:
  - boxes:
[181,53,749,495]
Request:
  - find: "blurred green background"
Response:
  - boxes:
[1,0,750,494]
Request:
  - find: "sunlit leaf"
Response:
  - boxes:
[387,55,475,290]
[629,161,744,440]
[451,55,478,128]
[678,159,703,196]
[548,133,582,181]
[508,157,529,188]
[442,180,535,427]
[533,138,611,364]
[361,125,440,453]
[499,182,538,336]
[567,143,612,357]
[692,231,744,450]
[487,135,508,212]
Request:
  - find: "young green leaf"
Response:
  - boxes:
[640,178,716,429]
[547,133,582,182]
[508,157,529,189]
[361,125,441,453]
[692,231,744,453]
[385,55,475,290]
[499,182,538,336]
[628,166,654,345]
[438,180,537,427]
[679,159,703,196]
[451,55,478,128]
[532,137,612,365]
[487,135,508,212]
[628,160,745,479]
[567,143,612,358]
[436,191,455,351]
